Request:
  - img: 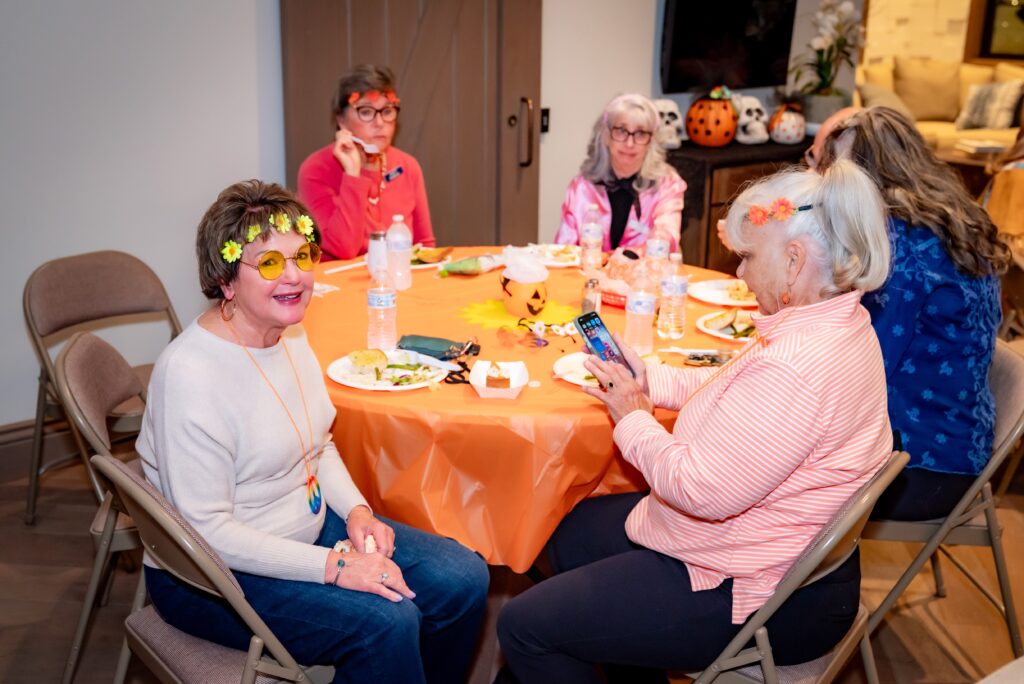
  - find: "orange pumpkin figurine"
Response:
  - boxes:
[685,85,738,147]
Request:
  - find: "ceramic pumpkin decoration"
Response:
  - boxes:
[685,85,738,147]
[500,273,548,317]
[769,103,806,145]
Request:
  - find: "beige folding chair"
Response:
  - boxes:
[91,452,336,684]
[863,340,1024,659]
[53,332,146,684]
[23,249,181,524]
[689,450,909,684]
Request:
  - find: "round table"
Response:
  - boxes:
[304,247,741,570]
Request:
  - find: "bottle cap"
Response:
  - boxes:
[392,214,405,222]
[586,278,600,287]
[370,231,386,239]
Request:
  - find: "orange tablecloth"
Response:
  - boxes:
[305,247,739,571]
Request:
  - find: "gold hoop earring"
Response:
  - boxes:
[781,291,791,306]
[220,298,236,321]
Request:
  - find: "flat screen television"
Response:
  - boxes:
[660,0,797,93]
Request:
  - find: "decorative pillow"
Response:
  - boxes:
[862,58,895,92]
[959,63,995,110]
[955,80,1024,130]
[858,83,915,121]
[894,57,960,122]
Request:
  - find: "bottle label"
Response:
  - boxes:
[646,239,670,258]
[388,236,412,251]
[626,292,656,315]
[660,275,689,297]
[582,223,603,241]
[367,290,396,308]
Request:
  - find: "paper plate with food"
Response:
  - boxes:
[552,352,600,388]
[326,349,449,391]
[689,279,759,308]
[410,245,453,270]
[696,310,756,342]
[529,243,580,268]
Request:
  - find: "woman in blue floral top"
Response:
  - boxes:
[818,106,1011,520]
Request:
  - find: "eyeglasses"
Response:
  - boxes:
[609,125,653,145]
[240,242,321,280]
[354,105,400,123]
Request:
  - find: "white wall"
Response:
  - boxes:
[863,0,970,63]
[537,0,861,242]
[0,0,284,426]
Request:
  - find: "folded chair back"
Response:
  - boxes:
[693,450,909,684]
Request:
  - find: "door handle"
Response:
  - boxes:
[519,96,534,168]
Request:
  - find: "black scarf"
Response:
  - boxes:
[600,175,641,249]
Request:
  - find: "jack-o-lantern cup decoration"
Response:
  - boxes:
[500,273,548,318]
[685,85,739,147]
[769,103,807,145]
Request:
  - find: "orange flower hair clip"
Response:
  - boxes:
[347,89,401,106]
[747,198,813,226]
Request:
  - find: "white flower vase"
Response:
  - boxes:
[803,94,848,124]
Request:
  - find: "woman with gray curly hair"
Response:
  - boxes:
[498,160,892,682]
[554,93,686,250]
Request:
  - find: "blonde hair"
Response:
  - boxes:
[724,160,891,297]
[580,93,672,191]
[818,106,1010,277]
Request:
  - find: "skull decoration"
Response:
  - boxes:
[731,94,769,145]
[654,98,685,149]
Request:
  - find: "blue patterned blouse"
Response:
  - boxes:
[863,219,1000,475]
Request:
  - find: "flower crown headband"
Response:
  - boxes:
[747,198,813,226]
[220,213,316,263]
[347,89,400,106]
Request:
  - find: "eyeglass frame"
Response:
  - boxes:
[608,125,653,145]
[352,105,401,123]
[240,242,322,280]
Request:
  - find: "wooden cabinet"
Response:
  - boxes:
[666,141,808,274]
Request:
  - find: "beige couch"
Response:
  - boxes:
[854,56,1023,149]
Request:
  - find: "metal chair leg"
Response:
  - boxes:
[996,443,1023,499]
[113,574,146,684]
[860,633,880,684]
[985,486,1024,657]
[931,550,947,598]
[61,505,116,684]
[24,375,48,525]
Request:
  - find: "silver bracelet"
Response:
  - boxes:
[332,558,346,586]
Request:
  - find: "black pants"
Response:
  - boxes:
[871,467,976,521]
[497,493,861,684]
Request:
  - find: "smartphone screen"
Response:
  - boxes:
[573,312,635,377]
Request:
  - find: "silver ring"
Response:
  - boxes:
[380,572,389,583]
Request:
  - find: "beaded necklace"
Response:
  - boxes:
[366,152,388,206]
[222,316,323,515]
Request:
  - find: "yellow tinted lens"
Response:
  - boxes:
[293,244,315,271]
[257,252,285,279]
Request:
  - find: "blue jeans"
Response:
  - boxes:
[145,508,489,684]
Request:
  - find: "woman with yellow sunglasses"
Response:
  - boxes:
[136,180,488,683]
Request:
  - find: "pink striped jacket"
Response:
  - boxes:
[614,291,891,623]
[553,172,685,250]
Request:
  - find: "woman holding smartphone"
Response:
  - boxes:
[297,64,435,261]
[497,161,894,683]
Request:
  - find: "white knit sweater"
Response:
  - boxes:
[137,320,368,583]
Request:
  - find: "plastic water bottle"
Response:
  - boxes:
[624,266,656,355]
[366,274,397,351]
[580,204,604,274]
[657,255,688,340]
[366,230,387,281]
[645,228,672,283]
[386,214,412,291]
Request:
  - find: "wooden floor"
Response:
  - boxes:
[1,448,1021,683]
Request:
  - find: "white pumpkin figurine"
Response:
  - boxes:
[768,104,806,145]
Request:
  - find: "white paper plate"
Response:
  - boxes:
[689,279,759,308]
[696,311,757,343]
[552,351,599,387]
[530,244,581,268]
[326,350,448,391]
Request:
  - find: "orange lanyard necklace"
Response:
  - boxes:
[222,317,323,515]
